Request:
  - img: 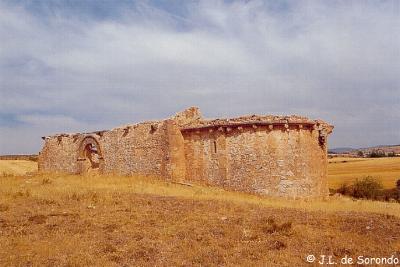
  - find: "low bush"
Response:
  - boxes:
[335,177,400,202]
[352,176,383,199]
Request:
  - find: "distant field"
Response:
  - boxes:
[328,157,400,189]
[0,160,37,176]
[0,154,38,161]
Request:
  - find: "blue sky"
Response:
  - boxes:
[0,0,399,154]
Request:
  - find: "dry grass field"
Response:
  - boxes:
[0,159,37,176]
[328,157,400,189]
[1,159,400,266]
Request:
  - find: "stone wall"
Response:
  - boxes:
[38,107,333,198]
[39,121,169,177]
[38,135,81,174]
[181,124,329,198]
[100,121,166,176]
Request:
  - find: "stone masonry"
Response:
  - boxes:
[38,107,333,198]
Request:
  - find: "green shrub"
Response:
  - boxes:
[336,177,386,200]
[352,176,383,199]
[336,183,353,196]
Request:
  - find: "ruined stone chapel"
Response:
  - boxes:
[39,107,333,198]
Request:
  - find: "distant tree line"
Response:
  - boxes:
[356,150,398,158]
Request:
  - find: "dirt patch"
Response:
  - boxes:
[28,215,47,224]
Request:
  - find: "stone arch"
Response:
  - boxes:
[77,136,104,174]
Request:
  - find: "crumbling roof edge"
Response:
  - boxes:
[41,119,164,139]
[180,121,319,131]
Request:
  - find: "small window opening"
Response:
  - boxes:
[213,140,217,153]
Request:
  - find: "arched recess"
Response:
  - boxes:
[77,136,104,174]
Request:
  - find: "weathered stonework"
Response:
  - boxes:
[38,107,333,198]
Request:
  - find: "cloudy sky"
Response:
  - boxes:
[0,0,399,154]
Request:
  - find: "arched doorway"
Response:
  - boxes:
[77,136,104,174]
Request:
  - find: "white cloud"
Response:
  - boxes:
[0,0,399,154]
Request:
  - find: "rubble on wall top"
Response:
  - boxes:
[42,130,107,140]
[110,120,162,131]
[42,119,164,139]
[180,114,333,132]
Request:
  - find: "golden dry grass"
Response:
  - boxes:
[1,160,400,266]
[1,159,399,215]
[0,159,37,176]
[0,175,400,266]
[1,174,400,266]
[2,173,400,216]
[328,157,400,189]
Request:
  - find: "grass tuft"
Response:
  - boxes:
[41,178,52,185]
[0,203,9,212]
